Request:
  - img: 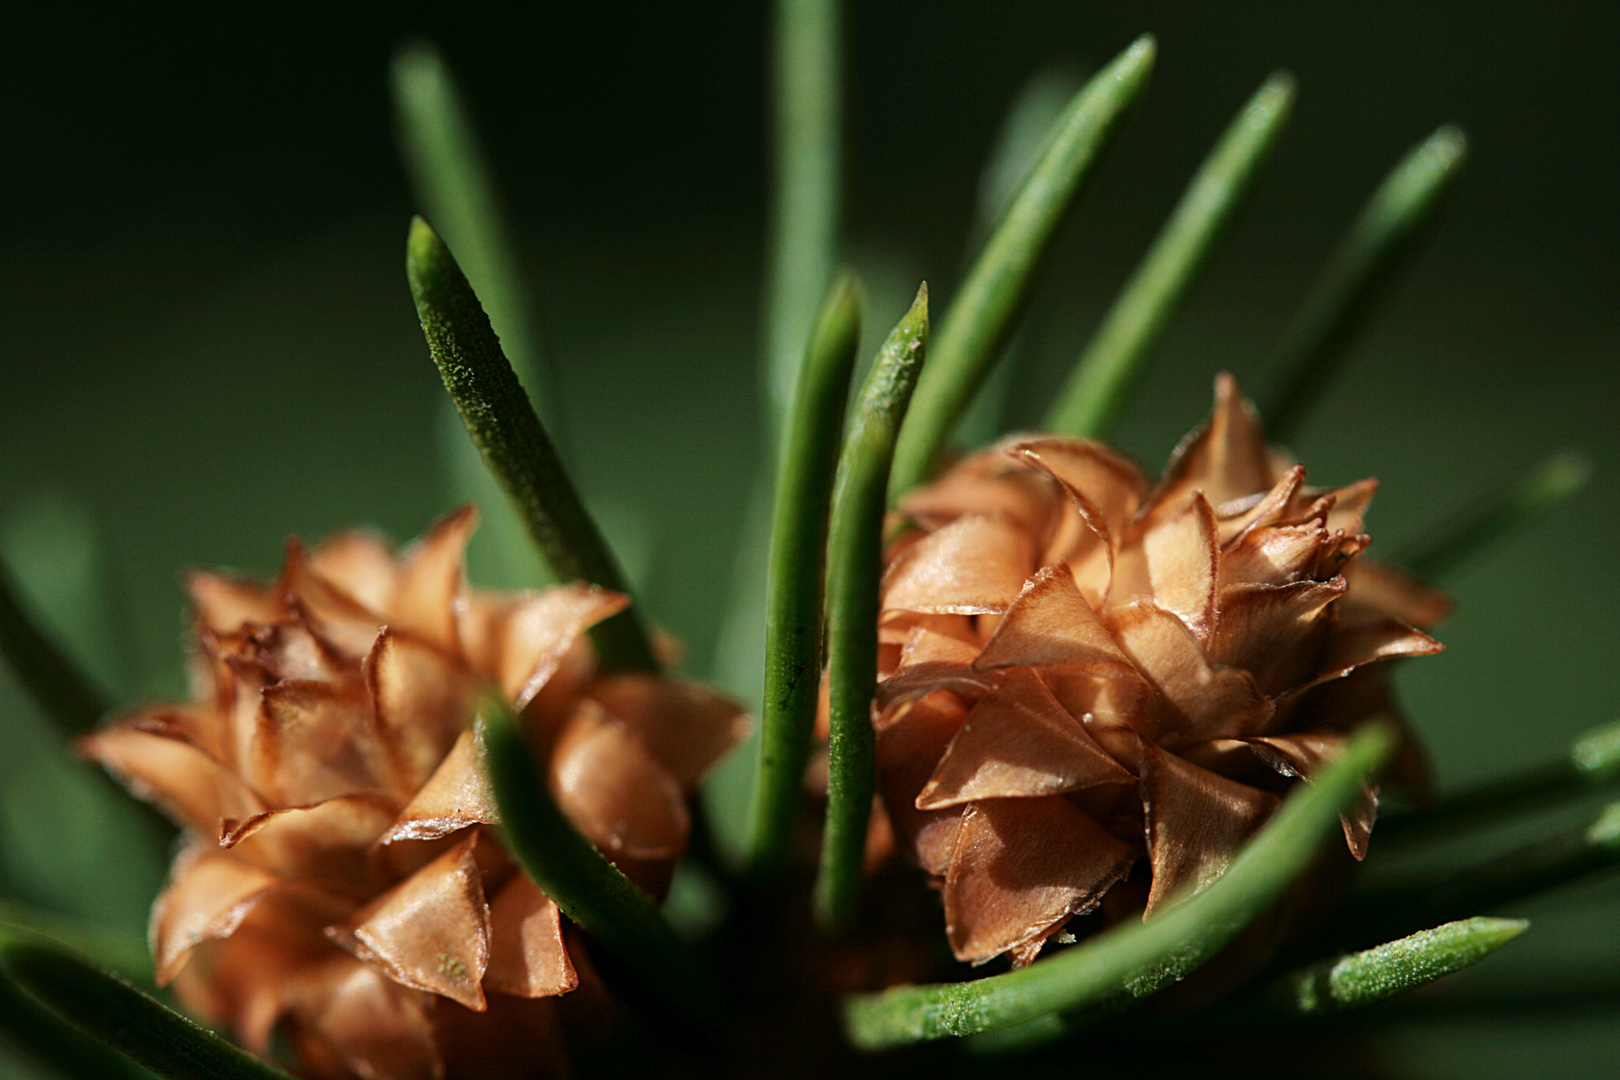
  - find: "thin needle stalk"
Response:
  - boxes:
[747,278,861,881]
[1262,126,1468,442]
[407,218,657,673]
[888,36,1155,498]
[1047,73,1295,439]
[815,286,930,931]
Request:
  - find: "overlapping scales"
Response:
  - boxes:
[874,374,1444,966]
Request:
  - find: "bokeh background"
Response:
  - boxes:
[0,3,1614,1076]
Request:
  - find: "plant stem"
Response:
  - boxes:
[0,928,294,1079]
[842,723,1394,1049]
[391,42,554,426]
[1046,72,1295,439]
[887,35,1155,499]
[814,286,929,931]
[0,553,108,738]
[479,698,719,1023]
[1264,916,1527,1016]
[0,902,150,981]
[1394,450,1590,582]
[1353,799,1620,940]
[1380,717,1620,843]
[763,0,842,432]
[955,64,1088,450]
[747,278,861,882]
[1261,125,1467,443]
[407,217,657,673]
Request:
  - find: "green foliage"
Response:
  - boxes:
[814,285,929,931]
[407,218,657,673]
[0,553,107,739]
[747,277,862,881]
[1262,125,1469,441]
[1268,917,1527,1015]
[1396,449,1592,582]
[0,928,293,1080]
[887,36,1155,497]
[1046,72,1295,439]
[763,0,843,430]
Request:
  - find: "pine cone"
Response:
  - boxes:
[874,374,1447,967]
[81,507,746,1079]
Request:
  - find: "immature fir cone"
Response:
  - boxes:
[80,507,746,1080]
[875,374,1448,967]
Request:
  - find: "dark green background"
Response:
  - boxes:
[0,3,1614,1076]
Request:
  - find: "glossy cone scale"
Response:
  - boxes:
[79,508,745,1079]
[874,374,1446,965]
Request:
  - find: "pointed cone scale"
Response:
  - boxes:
[974,563,1134,675]
[482,874,578,999]
[875,691,973,875]
[222,793,397,895]
[380,726,498,845]
[462,583,627,709]
[588,674,750,788]
[1215,465,1307,546]
[253,679,391,806]
[1140,742,1281,916]
[365,628,476,794]
[1109,600,1272,744]
[1346,558,1454,630]
[80,715,264,833]
[882,513,1036,615]
[1011,438,1146,536]
[1147,373,1274,518]
[551,700,689,862]
[897,442,1060,540]
[1113,492,1218,637]
[186,570,287,635]
[306,529,399,616]
[1219,520,1326,589]
[917,668,1133,809]
[151,844,281,985]
[1239,731,1379,859]
[290,959,441,1080]
[390,505,478,655]
[335,834,490,1011]
[944,797,1135,964]
[1210,579,1346,695]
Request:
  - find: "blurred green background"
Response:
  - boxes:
[0,2,1615,1076]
